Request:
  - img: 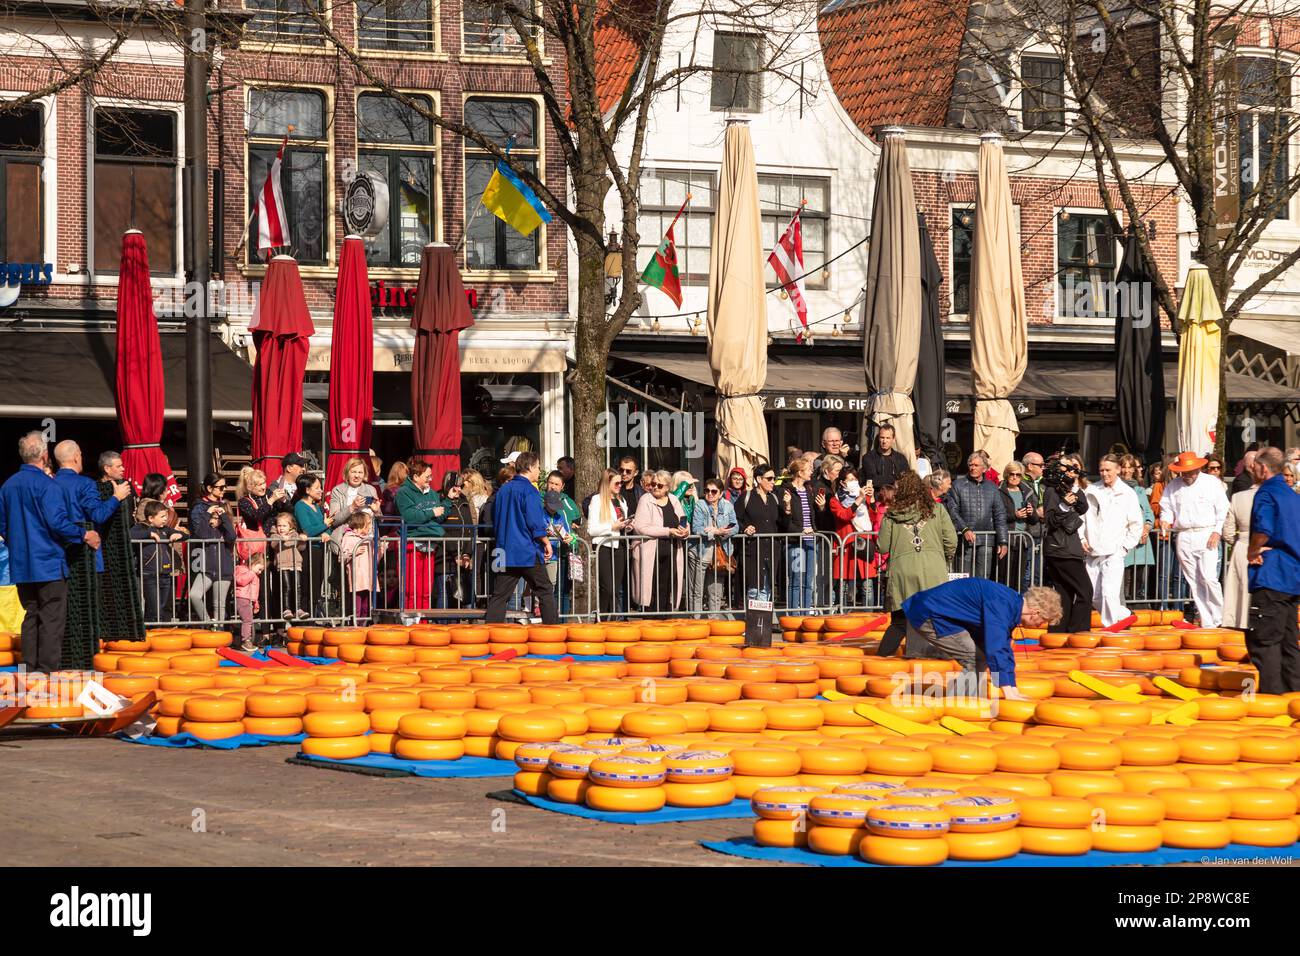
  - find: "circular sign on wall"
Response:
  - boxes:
[343,172,390,239]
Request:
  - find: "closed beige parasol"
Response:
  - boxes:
[707,120,771,477]
[970,132,1027,475]
[862,128,921,464]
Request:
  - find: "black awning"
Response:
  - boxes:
[612,350,1300,405]
[0,329,258,418]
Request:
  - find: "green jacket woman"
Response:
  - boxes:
[395,476,447,537]
[876,496,958,612]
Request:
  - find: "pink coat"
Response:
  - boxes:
[339,528,373,592]
[629,493,686,608]
[234,565,261,603]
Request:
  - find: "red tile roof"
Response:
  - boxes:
[594,0,653,115]
[818,0,970,134]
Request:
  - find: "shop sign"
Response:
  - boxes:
[1,262,54,285]
[761,393,1034,417]
[761,393,875,412]
[942,398,1035,416]
[343,172,389,239]
[0,261,54,308]
[370,279,478,311]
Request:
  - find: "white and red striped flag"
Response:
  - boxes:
[768,204,808,341]
[256,134,290,255]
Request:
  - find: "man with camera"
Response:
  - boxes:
[1082,454,1143,626]
[1159,451,1228,627]
[1041,454,1093,632]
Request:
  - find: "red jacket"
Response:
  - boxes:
[828,495,872,580]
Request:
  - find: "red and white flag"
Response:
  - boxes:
[257,137,290,254]
[768,207,808,341]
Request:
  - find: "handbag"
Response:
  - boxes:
[707,503,736,572]
[235,497,268,563]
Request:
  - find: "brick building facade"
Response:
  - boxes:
[0,1,572,478]
[602,1,1298,477]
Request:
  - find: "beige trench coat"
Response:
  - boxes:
[1222,486,1256,629]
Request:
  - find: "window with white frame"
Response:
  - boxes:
[1237,56,1292,221]
[463,0,535,55]
[93,107,177,275]
[246,0,324,46]
[463,97,541,270]
[247,88,329,264]
[758,174,828,290]
[1021,54,1065,132]
[636,169,715,285]
[0,104,43,263]
[357,93,435,267]
[357,0,433,52]
[711,33,763,112]
[1056,211,1119,319]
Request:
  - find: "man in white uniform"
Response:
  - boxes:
[1082,454,1143,625]
[1159,451,1229,627]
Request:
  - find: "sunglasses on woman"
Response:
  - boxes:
[705,488,721,495]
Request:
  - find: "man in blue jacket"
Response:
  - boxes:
[901,577,1062,695]
[1245,447,1300,694]
[485,452,557,624]
[0,433,101,673]
[52,441,131,573]
[52,441,131,667]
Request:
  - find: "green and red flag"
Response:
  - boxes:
[639,195,690,308]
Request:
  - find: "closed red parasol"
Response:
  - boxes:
[411,242,473,488]
[250,255,315,483]
[114,230,179,500]
[324,236,375,489]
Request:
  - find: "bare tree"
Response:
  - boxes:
[0,1,149,116]
[955,0,1300,455]
[279,0,820,508]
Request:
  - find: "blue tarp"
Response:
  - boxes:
[701,836,1300,867]
[517,792,754,825]
[118,731,307,750]
[293,751,517,778]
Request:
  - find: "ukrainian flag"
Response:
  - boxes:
[480,160,552,236]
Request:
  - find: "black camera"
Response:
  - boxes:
[1043,459,1078,497]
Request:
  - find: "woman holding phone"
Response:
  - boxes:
[328,457,382,548]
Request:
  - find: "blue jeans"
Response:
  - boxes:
[954,538,994,580]
[786,540,817,612]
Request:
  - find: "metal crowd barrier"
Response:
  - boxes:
[130,518,1236,629]
[1121,530,1225,610]
[587,531,839,622]
[372,521,595,624]
[132,530,377,633]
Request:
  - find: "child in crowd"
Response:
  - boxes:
[131,500,188,623]
[233,551,266,652]
[339,511,374,620]
[837,467,876,539]
[268,511,308,620]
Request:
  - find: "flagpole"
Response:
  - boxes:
[234,128,293,262]
[667,193,692,233]
[456,135,518,255]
